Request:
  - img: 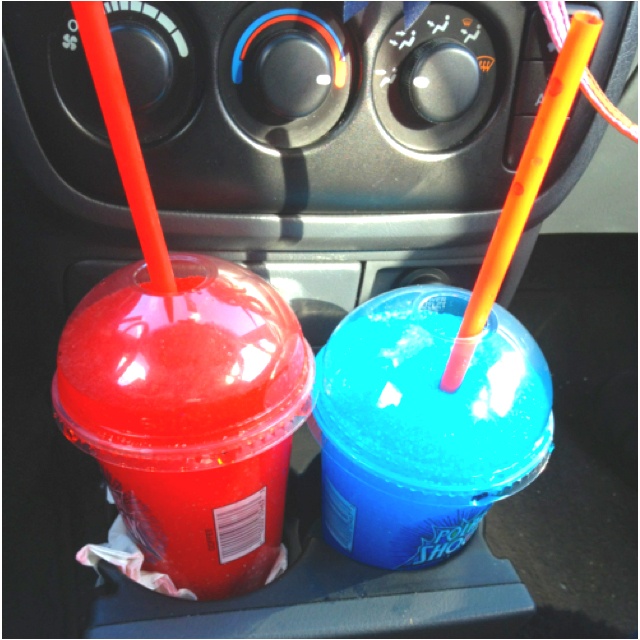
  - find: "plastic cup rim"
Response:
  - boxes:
[315,406,554,505]
[52,340,316,470]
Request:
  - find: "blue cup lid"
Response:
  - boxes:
[312,286,554,503]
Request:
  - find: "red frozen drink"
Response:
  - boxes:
[53,253,314,599]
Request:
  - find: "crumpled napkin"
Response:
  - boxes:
[76,515,198,600]
[76,513,289,600]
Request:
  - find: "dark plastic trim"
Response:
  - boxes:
[85,518,534,639]
[3,3,637,253]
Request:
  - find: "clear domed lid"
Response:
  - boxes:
[53,254,314,470]
[313,286,553,502]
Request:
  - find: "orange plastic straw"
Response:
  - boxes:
[440,12,603,393]
[71,2,177,293]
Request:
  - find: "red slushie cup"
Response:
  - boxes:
[52,253,314,600]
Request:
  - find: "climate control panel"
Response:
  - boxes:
[2,2,633,227]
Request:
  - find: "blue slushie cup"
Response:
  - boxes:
[310,285,554,570]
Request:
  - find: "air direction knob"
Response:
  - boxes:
[403,41,481,123]
[255,32,332,119]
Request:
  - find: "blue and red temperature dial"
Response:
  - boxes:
[219,5,353,149]
[231,8,348,89]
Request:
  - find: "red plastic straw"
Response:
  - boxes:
[71,2,177,293]
[440,12,603,393]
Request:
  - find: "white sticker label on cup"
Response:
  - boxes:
[213,488,266,564]
[325,480,356,552]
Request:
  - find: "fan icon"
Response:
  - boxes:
[62,34,78,51]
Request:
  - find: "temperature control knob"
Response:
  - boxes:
[402,41,481,123]
[254,32,332,118]
[219,5,352,149]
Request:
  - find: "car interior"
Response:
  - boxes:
[3,1,638,638]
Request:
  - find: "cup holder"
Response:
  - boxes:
[85,446,536,639]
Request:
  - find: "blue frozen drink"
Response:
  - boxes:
[310,285,554,569]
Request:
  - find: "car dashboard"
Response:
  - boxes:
[3,2,638,638]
